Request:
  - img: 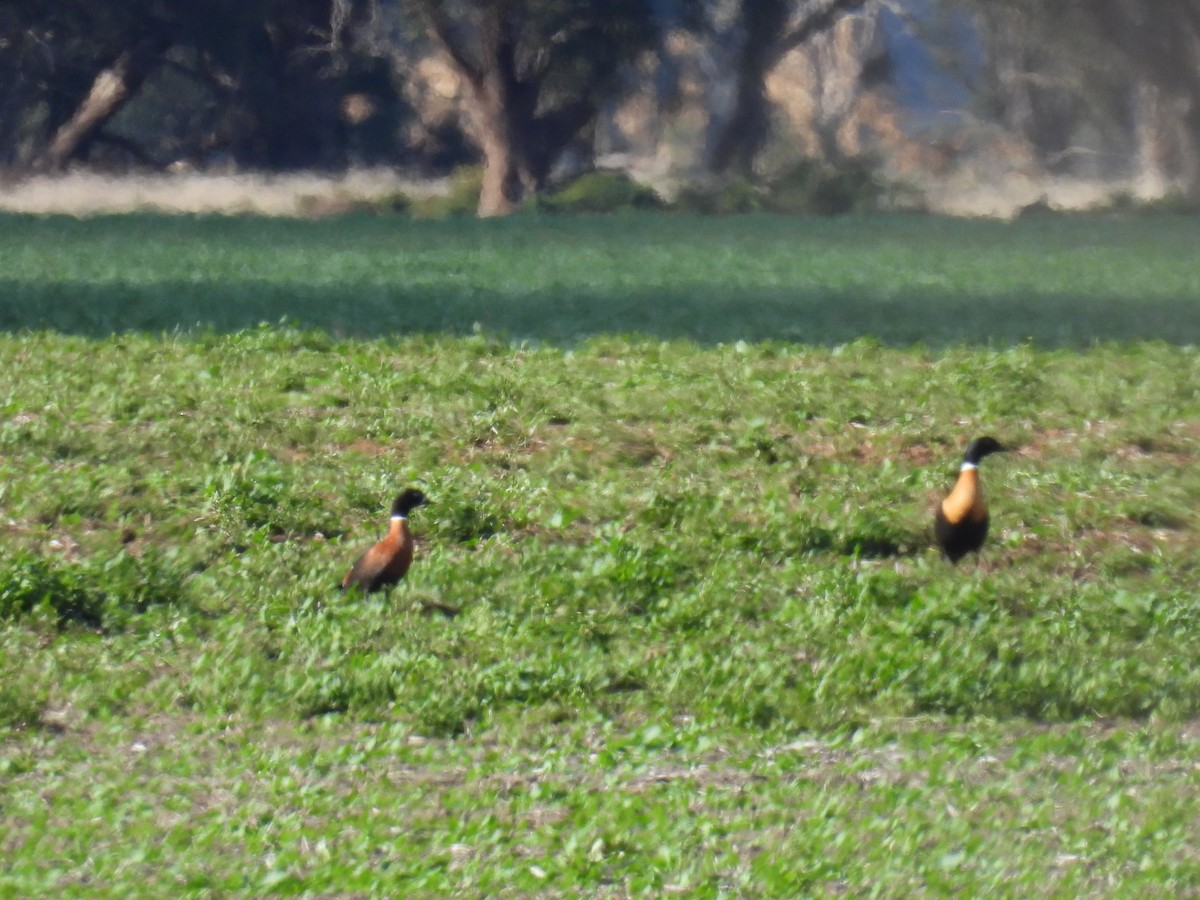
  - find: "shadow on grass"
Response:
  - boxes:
[2,279,1198,347]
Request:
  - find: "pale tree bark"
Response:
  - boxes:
[463,6,536,217]
[1088,0,1200,194]
[417,1,529,216]
[709,0,870,176]
[1132,83,1200,196]
[34,38,167,172]
[411,0,646,216]
[968,0,1200,194]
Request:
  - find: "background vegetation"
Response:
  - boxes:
[4,209,1199,343]
[5,1,1200,214]
[2,211,1200,893]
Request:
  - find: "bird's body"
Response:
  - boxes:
[341,488,427,593]
[934,437,1005,563]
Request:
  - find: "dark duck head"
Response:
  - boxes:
[962,436,1005,467]
[391,488,429,519]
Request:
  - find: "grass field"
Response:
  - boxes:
[4,211,1200,345]
[2,211,1200,895]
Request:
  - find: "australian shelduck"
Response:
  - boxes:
[934,436,1006,563]
[341,488,428,593]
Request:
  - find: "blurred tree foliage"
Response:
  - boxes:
[0,0,396,171]
[948,0,1200,193]
[402,0,678,216]
[0,0,872,212]
[3,1,1199,211]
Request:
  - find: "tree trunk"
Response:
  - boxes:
[471,66,535,217]
[709,1,788,175]
[416,0,618,215]
[708,0,869,177]
[470,7,544,217]
[35,40,165,172]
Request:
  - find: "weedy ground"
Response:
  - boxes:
[1,212,1200,895]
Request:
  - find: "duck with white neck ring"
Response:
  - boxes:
[934,437,1006,563]
[341,488,429,593]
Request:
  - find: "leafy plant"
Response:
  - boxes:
[0,212,1199,895]
[538,172,664,214]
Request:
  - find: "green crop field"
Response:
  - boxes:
[2,211,1200,895]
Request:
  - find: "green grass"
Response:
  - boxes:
[2,212,1200,894]
[2,212,1200,344]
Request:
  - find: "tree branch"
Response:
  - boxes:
[412,0,484,88]
[771,0,871,68]
[35,35,169,172]
[531,95,597,174]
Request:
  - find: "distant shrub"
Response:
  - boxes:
[1015,197,1056,218]
[763,157,886,215]
[411,165,484,218]
[673,178,768,215]
[538,171,664,213]
[295,192,409,218]
[672,158,890,216]
[1101,190,1200,217]
[369,191,413,215]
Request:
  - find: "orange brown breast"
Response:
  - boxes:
[940,467,986,525]
[341,517,415,593]
[934,467,990,563]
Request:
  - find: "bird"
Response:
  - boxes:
[934,436,1006,563]
[341,488,428,593]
